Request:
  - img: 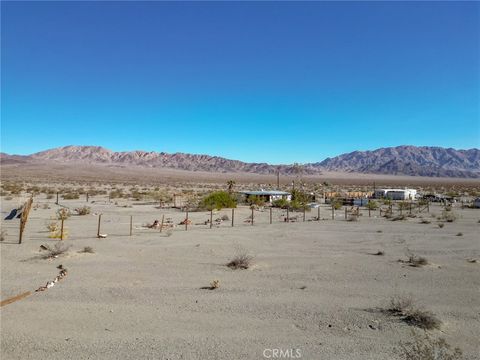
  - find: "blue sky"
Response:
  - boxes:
[1,1,479,164]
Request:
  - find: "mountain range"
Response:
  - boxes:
[1,145,479,178]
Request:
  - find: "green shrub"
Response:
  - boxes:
[366,200,378,210]
[272,198,289,208]
[200,191,237,210]
[331,198,343,210]
[246,195,265,207]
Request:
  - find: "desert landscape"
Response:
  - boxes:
[2,1,479,359]
[1,173,479,359]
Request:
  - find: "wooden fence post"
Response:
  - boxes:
[60,218,65,240]
[331,206,334,220]
[56,192,59,205]
[19,219,24,244]
[231,208,234,227]
[303,207,306,222]
[173,194,177,208]
[185,210,188,231]
[130,215,133,236]
[287,207,290,222]
[368,206,371,217]
[210,209,213,229]
[97,214,102,238]
[318,206,320,221]
[160,214,164,233]
[251,207,254,226]
[270,207,272,224]
[86,193,89,202]
[427,201,430,213]
[345,207,348,220]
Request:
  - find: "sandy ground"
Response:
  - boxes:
[1,196,479,359]
[3,162,480,187]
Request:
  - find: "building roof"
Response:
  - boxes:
[240,190,291,196]
[376,188,416,192]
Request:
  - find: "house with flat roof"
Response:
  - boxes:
[239,190,291,203]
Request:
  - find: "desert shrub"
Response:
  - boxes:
[408,254,428,267]
[372,250,385,256]
[40,242,71,259]
[221,214,229,221]
[291,189,312,204]
[438,223,445,228]
[392,215,407,221]
[227,252,254,270]
[398,201,411,211]
[75,206,91,215]
[56,208,71,220]
[290,199,311,211]
[200,191,237,210]
[456,232,463,237]
[3,183,24,194]
[62,193,79,200]
[387,295,442,330]
[366,200,379,210]
[331,198,343,210]
[441,210,457,223]
[404,309,442,330]
[109,189,124,199]
[388,295,415,315]
[397,331,462,360]
[46,194,54,199]
[46,221,59,232]
[148,191,173,204]
[420,218,431,224]
[272,198,289,208]
[4,196,13,200]
[246,195,265,207]
[79,246,94,253]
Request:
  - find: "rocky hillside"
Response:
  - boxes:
[311,146,480,178]
[2,145,479,178]
[28,146,313,175]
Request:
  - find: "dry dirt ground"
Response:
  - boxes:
[1,196,479,359]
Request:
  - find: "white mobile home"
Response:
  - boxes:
[374,188,417,200]
[240,190,291,203]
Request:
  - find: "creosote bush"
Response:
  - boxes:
[40,242,71,259]
[387,295,441,330]
[200,191,237,210]
[227,252,254,270]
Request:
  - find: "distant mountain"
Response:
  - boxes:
[309,146,480,178]
[1,145,479,178]
[27,145,312,175]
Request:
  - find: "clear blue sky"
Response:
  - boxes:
[1,1,479,164]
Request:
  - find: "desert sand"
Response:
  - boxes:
[1,192,479,359]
